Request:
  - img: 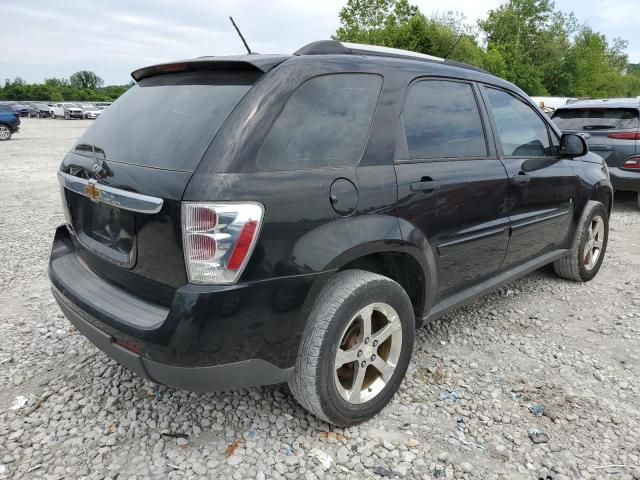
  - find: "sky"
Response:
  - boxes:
[1,0,638,86]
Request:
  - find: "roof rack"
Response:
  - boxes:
[293,40,489,74]
[294,40,444,63]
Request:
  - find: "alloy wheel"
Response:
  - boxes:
[583,215,605,270]
[334,302,403,404]
[0,125,10,140]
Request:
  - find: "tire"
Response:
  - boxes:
[289,269,415,426]
[0,124,12,141]
[553,200,608,282]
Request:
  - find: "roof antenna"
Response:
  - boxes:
[443,33,463,59]
[229,16,252,54]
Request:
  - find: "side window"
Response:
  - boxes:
[256,74,382,171]
[402,80,487,159]
[485,88,552,157]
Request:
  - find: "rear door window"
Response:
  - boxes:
[256,74,382,171]
[76,71,260,172]
[551,108,640,131]
[485,87,552,157]
[402,80,487,159]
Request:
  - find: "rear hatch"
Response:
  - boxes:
[59,67,264,300]
[551,107,639,166]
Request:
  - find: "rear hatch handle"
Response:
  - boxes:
[57,171,164,214]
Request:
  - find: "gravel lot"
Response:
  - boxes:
[1,118,640,480]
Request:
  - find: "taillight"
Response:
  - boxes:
[607,132,640,140]
[621,156,640,170]
[182,203,264,284]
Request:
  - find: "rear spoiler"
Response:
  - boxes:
[131,55,291,82]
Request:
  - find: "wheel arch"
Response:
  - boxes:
[590,182,613,216]
[294,215,436,327]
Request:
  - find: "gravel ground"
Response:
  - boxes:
[1,118,640,480]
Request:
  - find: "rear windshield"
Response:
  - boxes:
[76,71,259,171]
[552,108,639,131]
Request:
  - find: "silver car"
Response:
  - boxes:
[552,99,640,208]
[81,104,102,119]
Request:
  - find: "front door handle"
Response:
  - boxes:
[512,173,530,186]
[410,178,440,194]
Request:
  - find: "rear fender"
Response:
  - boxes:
[293,215,436,320]
[396,217,438,318]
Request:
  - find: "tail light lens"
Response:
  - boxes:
[182,202,264,284]
[607,132,640,140]
[621,156,640,170]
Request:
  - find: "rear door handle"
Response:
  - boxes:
[410,178,440,194]
[511,173,530,186]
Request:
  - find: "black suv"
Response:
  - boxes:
[49,41,612,426]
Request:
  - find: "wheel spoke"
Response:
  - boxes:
[348,363,367,403]
[593,239,603,249]
[372,357,395,382]
[373,317,401,345]
[360,305,373,338]
[335,347,359,368]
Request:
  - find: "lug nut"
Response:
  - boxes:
[373,340,378,347]
[357,350,362,357]
[361,361,367,368]
[371,354,376,361]
[364,337,370,344]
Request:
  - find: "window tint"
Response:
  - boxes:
[403,80,487,159]
[486,88,551,156]
[551,108,640,131]
[256,74,382,171]
[78,71,259,171]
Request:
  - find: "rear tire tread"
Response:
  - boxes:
[289,270,411,426]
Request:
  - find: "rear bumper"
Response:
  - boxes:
[609,167,640,192]
[49,225,330,391]
[52,287,292,390]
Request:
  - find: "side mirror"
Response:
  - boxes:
[560,133,588,157]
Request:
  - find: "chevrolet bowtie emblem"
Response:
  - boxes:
[84,181,102,203]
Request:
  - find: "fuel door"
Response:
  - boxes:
[329,178,358,216]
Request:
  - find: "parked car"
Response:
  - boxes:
[35,103,55,118]
[11,104,30,117]
[26,103,41,118]
[50,103,80,118]
[0,103,20,140]
[81,104,102,119]
[552,98,640,208]
[64,104,85,120]
[49,41,612,426]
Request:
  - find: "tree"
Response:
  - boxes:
[479,0,574,95]
[69,70,103,90]
[334,0,487,68]
[333,0,639,97]
[563,28,628,97]
[0,74,130,102]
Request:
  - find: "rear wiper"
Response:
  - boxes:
[582,124,616,130]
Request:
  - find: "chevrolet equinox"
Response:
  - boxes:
[49,41,613,426]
